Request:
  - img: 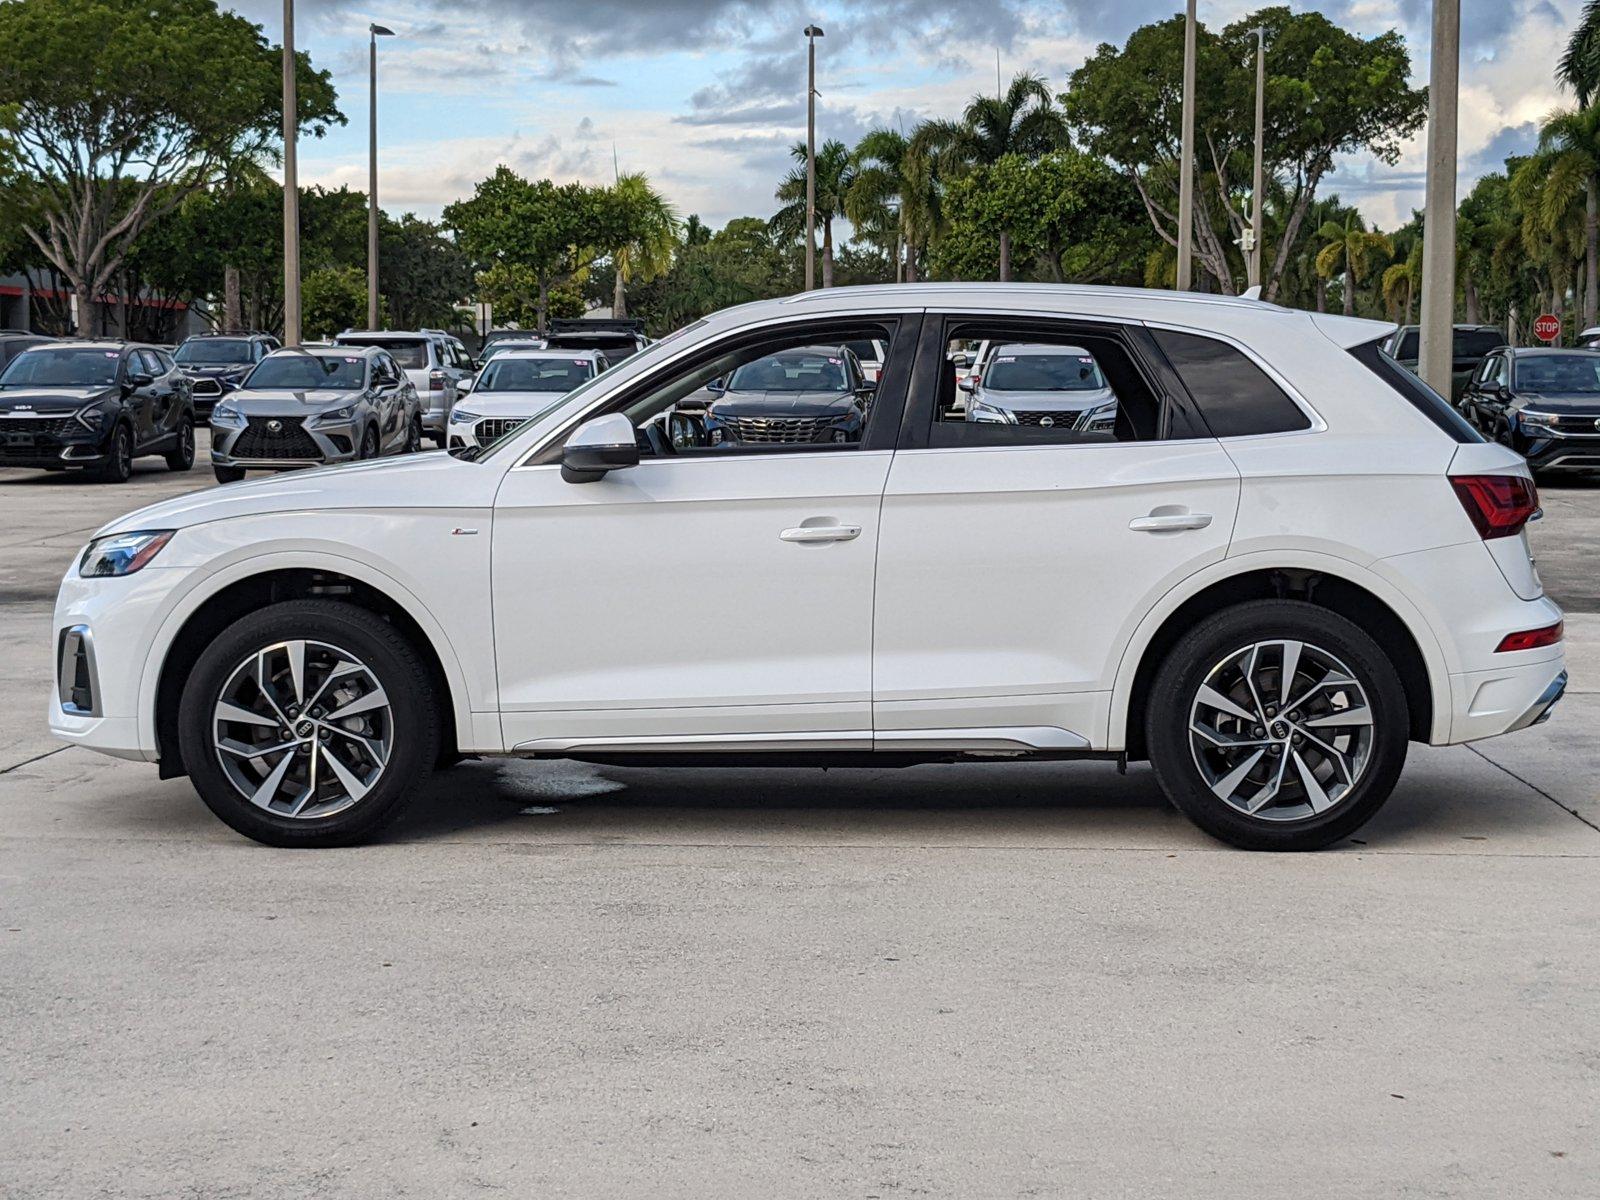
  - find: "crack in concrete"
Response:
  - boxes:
[1467,743,1600,836]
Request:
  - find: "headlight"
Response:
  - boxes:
[79,530,175,578]
[210,404,245,426]
[74,405,107,430]
[312,403,358,424]
[1518,410,1559,432]
[450,408,481,424]
[1082,401,1117,430]
[967,398,1016,424]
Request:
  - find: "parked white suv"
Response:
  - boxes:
[334,329,474,446]
[448,348,609,450]
[50,285,1566,850]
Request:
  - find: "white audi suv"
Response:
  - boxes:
[447,348,608,451]
[49,285,1566,850]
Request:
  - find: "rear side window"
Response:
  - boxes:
[1349,339,1483,444]
[1456,329,1505,359]
[1150,329,1310,437]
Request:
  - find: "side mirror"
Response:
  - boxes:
[457,377,474,395]
[562,412,640,483]
[857,378,878,395]
[124,371,155,390]
[958,379,976,393]
[705,377,726,395]
[951,352,973,368]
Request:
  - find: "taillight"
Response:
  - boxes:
[1450,474,1538,540]
[429,371,444,391]
[1496,620,1563,653]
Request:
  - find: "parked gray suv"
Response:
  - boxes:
[962,342,1119,432]
[333,329,474,446]
[208,346,422,483]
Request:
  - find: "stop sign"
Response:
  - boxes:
[1534,313,1562,342]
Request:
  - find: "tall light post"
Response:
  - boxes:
[804,24,824,292]
[1419,0,1461,396]
[1175,0,1197,291]
[282,0,301,345]
[1248,26,1267,290]
[367,23,394,330]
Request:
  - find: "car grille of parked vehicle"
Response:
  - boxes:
[475,417,527,444]
[191,378,224,397]
[722,415,835,443]
[1012,410,1081,428]
[232,417,322,460]
[1,416,79,439]
[1536,414,1600,434]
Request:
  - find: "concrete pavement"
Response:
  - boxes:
[2,446,1597,1197]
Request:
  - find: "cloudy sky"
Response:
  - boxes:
[236,0,1580,233]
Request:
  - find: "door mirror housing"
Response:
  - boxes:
[958,378,976,394]
[562,412,640,483]
[705,376,726,395]
[124,371,155,391]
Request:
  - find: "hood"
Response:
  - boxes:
[180,363,251,377]
[972,385,1116,413]
[1516,393,1600,413]
[223,388,363,413]
[96,449,495,539]
[0,386,114,413]
[458,390,568,418]
[711,388,855,416]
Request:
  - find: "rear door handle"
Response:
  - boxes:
[1129,512,1213,533]
[780,524,862,543]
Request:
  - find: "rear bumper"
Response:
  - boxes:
[1448,655,1567,743]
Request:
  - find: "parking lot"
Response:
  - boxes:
[2,439,1598,1197]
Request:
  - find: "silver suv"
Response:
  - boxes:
[333,329,474,446]
[962,342,1119,433]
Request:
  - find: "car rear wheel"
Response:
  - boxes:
[93,423,134,483]
[359,425,379,459]
[177,600,441,847]
[165,415,195,472]
[406,416,423,453]
[1145,600,1409,851]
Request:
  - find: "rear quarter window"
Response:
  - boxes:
[1150,328,1311,437]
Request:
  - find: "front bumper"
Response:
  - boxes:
[0,417,115,469]
[210,414,361,471]
[1521,434,1600,472]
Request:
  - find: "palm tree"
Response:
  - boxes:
[609,172,680,318]
[846,128,947,283]
[1537,105,1600,328]
[911,72,1067,280]
[1314,212,1393,316]
[772,139,856,287]
[1382,238,1422,323]
[1560,1,1600,105]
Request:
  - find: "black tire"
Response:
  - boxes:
[177,599,441,848]
[359,425,379,459]
[406,415,423,453]
[432,432,448,448]
[214,465,247,484]
[165,415,196,471]
[1145,600,1409,851]
[93,423,134,483]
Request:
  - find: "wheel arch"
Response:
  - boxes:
[146,555,472,779]
[1112,554,1448,758]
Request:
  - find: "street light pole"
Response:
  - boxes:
[1419,0,1461,396]
[1176,0,1197,291]
[804,25,824,291]
[367,24,394,331]
[281,0,301,346]
[1248,26,1266,290]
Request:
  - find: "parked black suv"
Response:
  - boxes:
[0,341,196,482]
[1460,345,1600,476]
[173,331,280,419]
[1382,324,1506,403]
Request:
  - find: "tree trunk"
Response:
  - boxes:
[224,266,242,332]
[1587,177,1599,329]
[1314,276,1326,313]
[905,240,919,283]
[822,220,835,288]
[74,279,94,336]
[1405,282,1414,325]
[537,278,549,336]
[1342,264,1355,316]
[1463,275,1480,324]
[998,230,1012,282]
[612,268,627,318]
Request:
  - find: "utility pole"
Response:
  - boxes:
[1176,0,1198,291]
[367,24,394,331]
[282,0,301,345]
[1418,0,1460,395]
[1248,26,1266,290]
[804,25,824,291]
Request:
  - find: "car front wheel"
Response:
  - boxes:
[94,423,134,483]
[165,415,195,471]
[177,600,441,847]
[1145,600,1409,851]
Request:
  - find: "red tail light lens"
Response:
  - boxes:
[1450,474,1538,540]
[1496,620,1563,653]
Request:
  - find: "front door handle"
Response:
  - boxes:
[1129,511,1213,533]
[780,523,862,543]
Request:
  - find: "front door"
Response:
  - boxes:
[490,314,917,754]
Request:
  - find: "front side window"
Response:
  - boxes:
[0,347,122,388]
[1150,329,1311,438]
[245,353,367,391]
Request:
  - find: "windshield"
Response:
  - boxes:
[727,350,847,393]
[175,339,252,365]
[482,342,547,364]
[339,338,428,369]
[1516,354,1600,394]
[0,347,121,388]
[982,351,1106,392]
[478,358,593,393]
[244,354,366,390]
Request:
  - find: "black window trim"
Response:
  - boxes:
[522,312,923,467]
[1348,338,1483,444]
[897,312,1208,451]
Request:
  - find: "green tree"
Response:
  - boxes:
[846,128,948,283]
[771,139,856,287]
[445,167,626,333]
[608,172,680,318]
[1314,212,1392,316]
[912,73,1067,280]
[381,215,473,330]
[1066,7,1424,298]
[0,0,341,333]
[301,265,369,340]
[1537,105,1600,327]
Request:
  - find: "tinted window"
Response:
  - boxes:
[1348,340,1482,443]
[1514,353,1600,393]
[1151,329,1310,437]
[1455,329,1505,359]
[1395,330,1419,359]
[245,353,367,390]
[981,349,1107,392]
[0,347,121,388]
[175,339,254,364]
[726,348,849,393]
[339,338,428,369]
[478,358,595,392]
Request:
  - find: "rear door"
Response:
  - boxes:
[871,313,1241,751]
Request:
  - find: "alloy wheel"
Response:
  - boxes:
[1187,639,1374,822]
[211,639,393,820]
